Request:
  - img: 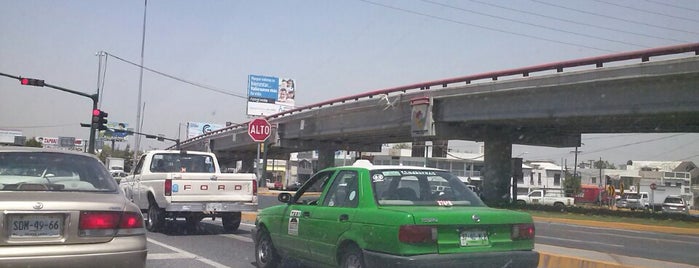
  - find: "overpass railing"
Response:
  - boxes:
[178,42,699,148]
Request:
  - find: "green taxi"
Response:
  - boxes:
[253,160,539,268]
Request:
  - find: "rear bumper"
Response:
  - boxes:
[0,235,147,268]
[363,249,539,268]
[166,202,258,212]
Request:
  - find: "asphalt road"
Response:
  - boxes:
[535,221,699,266]
[141,209,699,268]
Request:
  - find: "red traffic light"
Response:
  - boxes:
[93,109,101,116]
[20,77,45,87]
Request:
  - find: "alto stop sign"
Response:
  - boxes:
[248,118,271,142]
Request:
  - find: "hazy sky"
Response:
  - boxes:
[1,0,698,167]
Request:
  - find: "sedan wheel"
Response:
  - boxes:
[255,229,280,268]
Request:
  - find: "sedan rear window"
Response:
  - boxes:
[371,169,485,207]
[0,152,117,192]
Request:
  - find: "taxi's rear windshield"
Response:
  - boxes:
[0,152,118,192]
[371,169,485,207]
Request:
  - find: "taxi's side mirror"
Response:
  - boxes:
[278,192,293,203]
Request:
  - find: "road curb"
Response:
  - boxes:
[537,251,634,268]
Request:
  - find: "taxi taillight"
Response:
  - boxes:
[165,179,172,196]
[511,223,535,240]
[398,225,437,244]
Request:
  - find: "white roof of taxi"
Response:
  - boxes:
[345,159,443,171]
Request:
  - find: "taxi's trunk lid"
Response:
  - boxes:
[381,206,535,253]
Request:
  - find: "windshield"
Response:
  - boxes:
[371,169,485,207]
[0,151,117,192]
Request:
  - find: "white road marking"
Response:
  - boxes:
[147,237,232,268]
[147,253,192,260]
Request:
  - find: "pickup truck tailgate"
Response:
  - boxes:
[169,173,256,202]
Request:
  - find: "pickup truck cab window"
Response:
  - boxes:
[149,153,215,173]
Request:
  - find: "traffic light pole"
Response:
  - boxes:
[0,72,100,154]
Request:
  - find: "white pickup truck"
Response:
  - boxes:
[120,150,258,232]
[516,189,575,209]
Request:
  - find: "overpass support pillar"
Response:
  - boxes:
[317,148,336,171]
[240,158,255,175]
[482,130,513,207]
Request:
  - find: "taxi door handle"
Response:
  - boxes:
[303,211,311,217]
[339,214,349,222]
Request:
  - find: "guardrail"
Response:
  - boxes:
[177,42,699,148]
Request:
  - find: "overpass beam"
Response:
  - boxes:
[482,128,513,206]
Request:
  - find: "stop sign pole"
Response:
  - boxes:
[248,118,271,187]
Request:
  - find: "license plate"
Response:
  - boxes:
[10,214,63,237]
[460,229,489,246]
[206,203,223,211]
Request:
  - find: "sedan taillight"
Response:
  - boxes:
[511,223,535,240]
[398,225,437,244]
[79,211,145,237]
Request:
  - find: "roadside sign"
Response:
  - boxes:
[650,182,657,190]
[248,118,271,142]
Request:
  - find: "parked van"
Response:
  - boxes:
[623,192,650,211]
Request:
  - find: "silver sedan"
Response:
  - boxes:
[0,146,147,267]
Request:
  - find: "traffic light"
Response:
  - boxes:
[20,77,45,87]
[91,109,108,131]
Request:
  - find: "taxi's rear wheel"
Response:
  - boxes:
[340,244,365,268]
[255,229,280,268]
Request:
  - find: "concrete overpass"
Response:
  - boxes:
[176,43,699,205]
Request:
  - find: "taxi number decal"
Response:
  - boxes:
[290,210,301,217]
[437,200,453,206]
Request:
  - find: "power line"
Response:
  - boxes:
[357,0,616,52]
[422,0,650,48]
[593,0,699,23]
[644,0,699,13]
[579,133,687,155]
[103,52,247,99]
[531,0,699,36]
[465,0,690,43]
[2,123,77,129]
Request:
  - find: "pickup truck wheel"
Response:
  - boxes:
[255,229,280,268]
[222,212,241,232]
[553,202,566,212]
[516,200,526,207]
[146,201,165,232]
[340,244,365,268]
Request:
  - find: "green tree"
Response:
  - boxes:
[563,172,581,197]
[594,160,616,169]
[24,137,43,147]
